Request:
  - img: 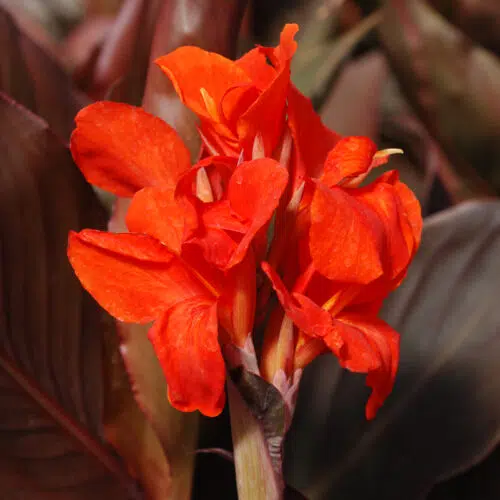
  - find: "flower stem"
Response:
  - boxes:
[228,379,283,500]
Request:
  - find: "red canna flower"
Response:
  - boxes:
[155,24,297,159]
[67,25,422,422]
[155,23,340,173]
[69,230,226,416]
[261,136,422,419]
[68,101,289,416]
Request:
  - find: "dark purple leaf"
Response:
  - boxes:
[84,0,161,102]
[140,0,248,153]
[430,0,500,55]
[102,336,172,499]
[0,6,88,141]
[428,446,500,500]
[320,50,387,139]
[293,10,381,108]
[87,0,247,108]
[379,0,500,194]
[115,322,199,499]
[0,94,140,498]
[85,0,124,16]
[286,201,500,499]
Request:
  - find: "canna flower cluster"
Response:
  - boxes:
[68,24,422,420]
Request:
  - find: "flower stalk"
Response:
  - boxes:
[228,379,283,500]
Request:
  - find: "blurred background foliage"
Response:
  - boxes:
[1,0,500,499]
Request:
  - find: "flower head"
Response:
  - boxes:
[68,98,289,416]
[155,24,298,158]
[261,136,421,419]
[67,26,422,420]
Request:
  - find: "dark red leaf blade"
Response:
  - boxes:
[430,0,500,55]
[0,6,88,141]
[379,0,500,194]
[286,201,500,500]
[0,94,140,498]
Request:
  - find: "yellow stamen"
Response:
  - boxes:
[189,266,220,299]
[373,148,404,160]
[321,286,361,317]
[321,291,342,313]
[200,87,220,121]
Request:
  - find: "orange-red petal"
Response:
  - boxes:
[236,48,276,89]
[67,230,209,323]
[238,26,298,156]
[258,23,299,69]
[353,179,412,280]
[201,201,247,234]
[320,136,377,188]
[155,47,251,121]
[238,68,289,157]
[274,23,299,65]
[261,262,339,347]
[391,175,423,251]
[236,24,298,89]
[148,298,225,417]
[218,250,257,347]
[310,184,384,284]
[335,312,399,419]
[227,159,288,268]
[287,85,340,187]
[71,102,191,196]
[126,187,198,255]
[188,227,238,269]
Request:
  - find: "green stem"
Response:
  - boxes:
[228,379,283,500]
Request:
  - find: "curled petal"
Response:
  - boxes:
[275,23,299,63]
[261,263,339,348]
[263,265,400,419]
[320,136,377,188]
[238,65,289,157]
[71,102,191,196]
[310,184,384,284]
[354,179,413,279]
[155,47,251,121]
[335,313,399,419]
[227,159,288,268]
[390,173,423,251]
[238,26,298,156]
[67,230,209,323]
[324,322,381,373]
[347,172,423,305]
[236,48,276,89]
[221,84,261,129]
[149,299,225,417]
[259,23,299,69]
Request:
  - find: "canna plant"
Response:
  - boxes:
[3,1,500,499]
[66,24,422,498]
